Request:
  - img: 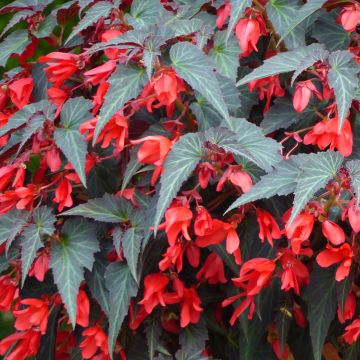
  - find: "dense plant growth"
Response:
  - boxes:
[0,0,359,359]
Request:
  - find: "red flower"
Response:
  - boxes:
[101,29,125,60]
[76,290,90,328]
[222,295,256,325]
[15,185,37,210]
[29,254,50,282]
[348,204,360,232]
[38,52,80,87]
[13,298,49,334]
[194,206,213,236]
[0,330,41,360]
[45,146,62,172]
[216,165,252,193]
[9,78,33,109]
[196,252,227,284]
[293,80,322,113]
[280,251,309,295]
[84,61,116,86]
[0,274,19,312]
[235,13,267,57]
[337,4,360,32]
[216,1,231,29]
[343,317,360,345]
[53,178,73,212]
[322,219,345,246]
[139,273,171,313]
[92,82,109,114]
[284,212,315,254]
[316,243,354,281]
[196,219,240,255]
[197,162,216,189]
[159,243,185,272]
[293,304,306,328]
[0,165,25,192]
[0,87,8,111]
[80,324,109,359]
[337,292,356,324]
[139,68,186,116]
[303,116,353,157]
[158,205,192,245]
[256,209,281,247]
[249,75,285,113]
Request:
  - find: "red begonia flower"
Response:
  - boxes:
[293,80,322,113]
[9,78,33,109]
[101,29,125,60]
[80,324,109,359]
[53,178,73,212]
[45,146,62,172]
[196,252,227,284]
[0,274,19,312]
[29,254,50,282]
[84,61,116,86]
[256,209,281,247]
[216,165,252,193]
[75,290,90,328]
[343,317,360,345]
[347,204,360,232]
[216,1,231,29]
[337,291,356,324]
[337,4,360,32]
[194,206,213,236]
[322,219,345,246]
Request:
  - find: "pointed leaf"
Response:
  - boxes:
[328,51,359,130]
[61,193,134,222]
[66,1,113,44]
[154,132,204,230]
[304,265,337,360]
[290,151,343,224]
[145,320,162,360]
[50,219,99,327]
[226,0,252,42]
[21,206,56,285]
[0,30,29,67]
[95,65,147,141]
[122,227,143,282]
[105,262,138,356]
[236,44,326,86]
[209,31,240,79]
[170,42,230,123]
[126,0,165,29]
[346,160,360,206]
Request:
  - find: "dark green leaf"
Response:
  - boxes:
[346,160,360,206]
[126,0,165,28]
[0,30,29,67]
[122,227,143,282]
[276,310,292,352]
[50,219,99,327]
[304,265,337,360]
[145,320,162,360]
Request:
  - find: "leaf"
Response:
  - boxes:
[208,31,240,79]
[226,157,301,212]
[328,51,359,130]
[344,340,360,360]
[126,0,165,28]
[66,1,114,44]
[224,118,282,171]
[62,193,134,222]
[95,65,147,141]
[266,0,305,50]
[122,227,143,283]
[153,132,204,231]
[276,310,292,352]
[336,273,353,315]
[105,262,138,356]
[312,10,350,52]
[0,30,29,67]
[145,320,162,360]
[143,36,163,79]
[260,95,318,134]
[1,10,34,37]
[290,151,343,224]
[236,44,326,86]
[50,219,99,327]
[304,265,337,360]
[170,42,230,124]
[170,19,204,37]
[346,160,360,206]
[226,0,252,42]
[21,206,56,286]
[0,209,30,251]
[277,0,327,45]
[85,256,110,316]
[54,97,92,186]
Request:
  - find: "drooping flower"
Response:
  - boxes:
[29,254,50,282]
[303,116,353,157]
[0,330,41,360]
[337,292,356,324]
[316,243,354,281]
[13,298,49,334]
[284,212,315,254]
[293,80,322,113]
[196,219,240,255]
[256,209,281,247]
[347,204,360,232]
[0,274,19,312]
[158,205,192,245]
[8,78,33,109]
[197,162,216,189]
[45,146,62,172]
[321,219,345,246]
[84,61,116,86]
[53,178,72,212]
[139,67,187,116]
[196,252,227,284]
[337,4,360,32]
[0,87,8,111]
[92,82,109,114]
[343,317,360,345]
[100,29,125,60]
[280,251,309,295]
[159,243,185,272]
[38,52,80,87]
[80,324,109,359]
[216,1,231,29]
[194,206,213,236]
[76,290,90,328]
[216,165,252,193]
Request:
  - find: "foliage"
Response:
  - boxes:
[0,0,359,359]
